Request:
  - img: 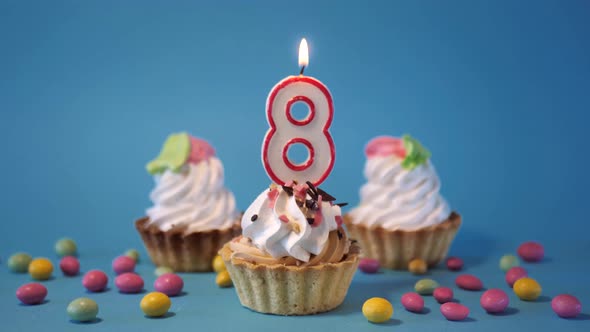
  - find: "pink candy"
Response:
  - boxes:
[82,270,108,292]
[154,273,184,296]
[16,283,47,305]
[358,258,380,274]
[112,255,135,275]
[188,136,215,163]
[401,292,424,313]
[505,266,528,287]
[480,289,509,313]
[440,302,470,321]
[365,136,406,158]
[455,274,483,291]
[434,287,454,303]
[446,257,463,271]
[59,256,80,276]
[517,241,544,262]
[115,272,144,293]
[552,294,582,318]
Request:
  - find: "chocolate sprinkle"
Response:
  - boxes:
[315,188,336,202]
[251,214,258,222]
[306,188,317,200]
[282,185,294,196]
[337,231,343,239]
[305,199,319,210]
[307,218,315,225]
[335,202,348,207]
[296,200,304,207]
[306,181,318,195]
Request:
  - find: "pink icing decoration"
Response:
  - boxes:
[294,183,309,200]
[335,215,343,226]
[187,136,216,164]
[279,215,289,223]
[267,188,279,208]
[365,136,406,159]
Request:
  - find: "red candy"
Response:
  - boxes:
[455,274,483,291]
[115,272,144,293]
[480,289,509,313]
[552,294,582,318]
[154,273,184,296]
[16,283,47,305]
[517,241,544,262]
[440,302,470,321]
[112,255,136,275]
[505,266,528,287]
[401,292,424,313]
[82,270,108,292]
[358,258,380,274]
[446,257,463,271]
[434,287,454,303]
[59,256,80,276]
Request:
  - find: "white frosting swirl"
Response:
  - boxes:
[348,156,451,231]
[146,157,239,233]
[241,187,342,262]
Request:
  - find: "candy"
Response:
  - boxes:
[55,238,77,257]
[505,266,528,287]
[513,277,542,301]
[455,274,483,291]
[446,257,463,271]
[480,289,509,313]
[141,292,171,317]
[358,258,380,274]
[154,273,184,296]
[8,252,32,273]
[115,273,144,293]
[67,298,99,322]
[155,266,174,276]
[212,255,226,273]
[16,283,47,305]
[365,136,406,158]
[362,297,393,323]
[401,292,424,313]
[125,249,140,263]
[440,302,470,321]
[28,258,53,280]
[112,255,135,275]
[216,270,233,288]
[59,256,80,276]
[433,287,454,304]
[82,270,108,292]
[499,254,520,272]
[408,258,427,275]
[517,241,544,262]
[415,279,439,295]
[551,294,582,318]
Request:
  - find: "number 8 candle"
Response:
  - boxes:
[262,38,335,186]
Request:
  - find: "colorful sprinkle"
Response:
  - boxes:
[408,258,427,275]
[112,255,136,275]
[517,241,544,262]
[505,266,528,287]
[480,289,509,313]
[455,274,483,291]
[446,257,463,271]
[8,252,32,273]
[434,287,454,304]
[59,256,80,276]
[401,292,424,313]
[154,273,184,297]
[28,258,53,281]
[552,294,582,318]
[115,273,144,294]
[362,297,393,323]
[513,277,542,301]
[16,283,47,305]
[141,292,171,317]
[440,302,470,321]
[55,238,78,257]
[499,254,520,272]
[67,298,99,322]
[358,258,380,274]
[82,270,108,292]
[415,279,439,295]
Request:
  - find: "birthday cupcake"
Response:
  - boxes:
[219,181,360,315]
[135,132,241,272]
[344,135,461,270]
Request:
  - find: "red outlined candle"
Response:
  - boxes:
[262,39,335,186]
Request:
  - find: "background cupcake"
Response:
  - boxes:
[345,135,461,269]
[136,132,240,272]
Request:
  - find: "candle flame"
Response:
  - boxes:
[298,38,309,68]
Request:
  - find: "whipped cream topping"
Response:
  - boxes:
[240,186,344,262]
[146,157,239,233]
[348,156,451,231]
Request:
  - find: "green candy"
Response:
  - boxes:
[67,298,99,322]
[55,238,77,257]
[402,135,431,170]
[8,252,32,273]
[125,249,140,263]
[155,266,174,276]
[499,254,520,272]
[146,132,191,175]
[415,278,439,295]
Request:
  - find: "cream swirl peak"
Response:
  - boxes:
[241,182,345,262]
[348,135,451,231]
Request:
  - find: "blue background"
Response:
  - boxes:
[1,0,588,331]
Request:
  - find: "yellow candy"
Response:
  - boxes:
[28,258,53,280]
[513,277,542,301]
[140,292,171,317]
[216,270,233,288]
[362,297,393,323]
[212,255,226,273]
[408,258,428,275]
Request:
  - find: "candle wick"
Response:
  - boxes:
[299,66,306,76]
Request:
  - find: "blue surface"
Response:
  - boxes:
[1,0,589,331]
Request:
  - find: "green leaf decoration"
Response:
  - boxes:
[146,132,191,175]
[401,135,431,170]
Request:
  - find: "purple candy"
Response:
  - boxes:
[455,274,483,291]
[401,292,424,313]
[446,257,463,271]
[358,258,380,274]
[112,256,136,275]
[115,272,144,293]
[154,273,184,296]
[59,256,80,276]
[16,283,47,305]
[434,287,454,304]
[82,270,108,292]
[505,266,528,287]
[480,289,509,313]
[552,294,582,318]
[440,302,470,321]
[517,241,544,262]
